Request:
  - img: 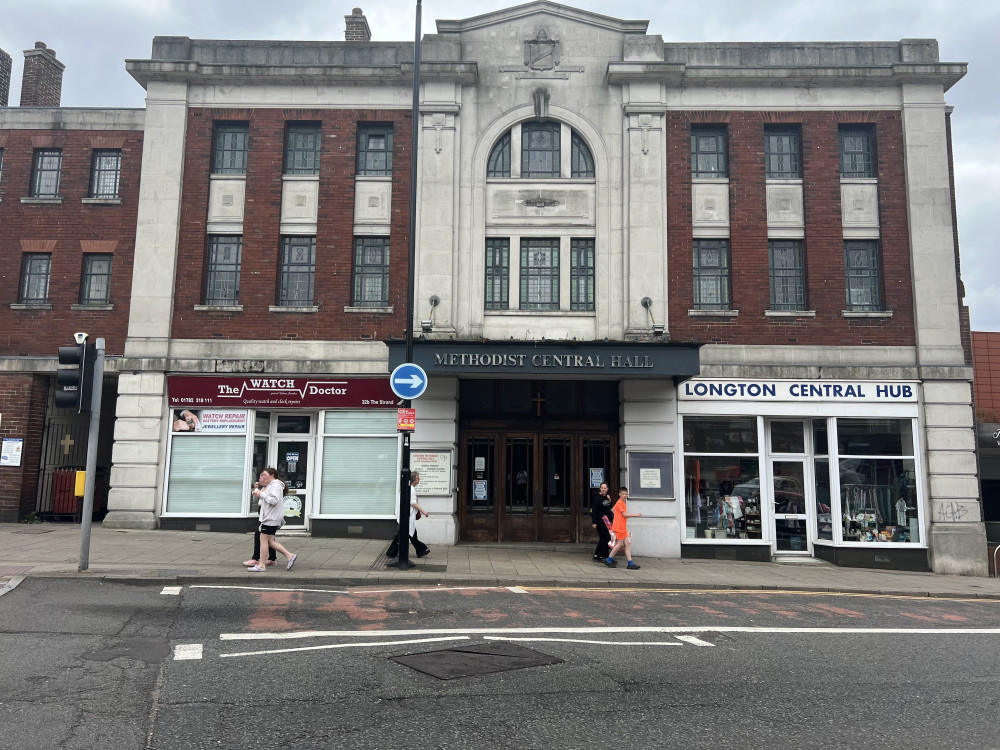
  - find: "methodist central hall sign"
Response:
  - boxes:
[389,341,701,378]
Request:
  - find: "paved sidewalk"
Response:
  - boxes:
[2,522,999,598]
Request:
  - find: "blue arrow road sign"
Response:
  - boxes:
[390,363,428,400]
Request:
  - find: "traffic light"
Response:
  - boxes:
[55,342,95,413]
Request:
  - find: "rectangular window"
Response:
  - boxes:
[166,434,247,514]
[844,240,882,311]
[520,238,560,311]
[319,411,400,516]
[521,122,561,178]
[357,125,393,176]
[569,238,595,311]
[691,125,728,178]
[352,237,389,307]
[839,126,875,178]
[485,238,510,310]
[204,236,242,305]
[212,123,249,175]
[89,149,121,198]
[693,239,731,310]
[30,148,62,197]
[80,254,113,305]
[768,239,805,310]
[20,253,51,303]
[279,236,316,306]
[284,123,321,175]
[764,126,801,179]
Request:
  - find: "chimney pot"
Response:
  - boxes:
[345,7,371,42]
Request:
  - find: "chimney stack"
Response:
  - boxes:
[0,47,12,106]
[20,42,64,107]
[345,7,371,42]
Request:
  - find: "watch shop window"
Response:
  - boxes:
[769,239,806,311]
[352,236,390,307]
[693,239,731,310]
[284,122,321,175]
[89,149,121,198]
[487,132,511,178]
[80,254,113,305]
[319,411,400,516]
[165,411,249,515]
[212,123,249,175]
[279,236,316,306]
[520,238,559,311]
[844,240,882,312]
[836,418,919,544]
[764,126,801,179]
[839,125,875,179]
[570,132,594,178]
[682,416,762,541]
[521,121,560,179]
[30,148,62,197]
[691,125,728,178]
[485,238,510,310]
[20,252,51,303]
[204,235,242,305]
[357,124,393,176]
[569,238,595,311]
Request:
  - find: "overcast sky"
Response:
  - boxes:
[3,0,997,331]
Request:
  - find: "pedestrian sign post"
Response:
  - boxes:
[390,363,428,400]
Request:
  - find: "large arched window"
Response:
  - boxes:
[485,121,595,179]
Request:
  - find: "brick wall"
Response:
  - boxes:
[973,332,1000,422]
[0,47,11,107]
[171,108,411,342]
[0,374,48,521]
[666,110,915,347]
[0,129,143,356]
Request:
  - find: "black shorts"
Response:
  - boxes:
[259,524,280,536]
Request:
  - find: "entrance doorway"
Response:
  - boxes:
[459,430,616,542]
[766,420,814,555]
[252,412,313,530]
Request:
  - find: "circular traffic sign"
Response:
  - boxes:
[389,363,428,400]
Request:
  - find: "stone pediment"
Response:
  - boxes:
[435,1,648,34]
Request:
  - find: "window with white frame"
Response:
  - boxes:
[319,411,400,515]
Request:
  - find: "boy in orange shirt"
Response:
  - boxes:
[605,486,641,570]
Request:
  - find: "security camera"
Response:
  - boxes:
[73,332,89,345]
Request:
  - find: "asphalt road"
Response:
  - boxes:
[2,578,999,750]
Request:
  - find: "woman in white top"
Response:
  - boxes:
[247,467,298,572]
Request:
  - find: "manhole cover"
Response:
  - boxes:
[392,642,563,680]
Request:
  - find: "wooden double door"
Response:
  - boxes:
[459,430,616,543]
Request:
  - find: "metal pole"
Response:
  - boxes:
[389,0,422,570]
[78,337,105,572]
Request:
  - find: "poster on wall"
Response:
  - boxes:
[171,409,248,434]
[1,438,24,467]
[411,451,452,495]
[627,451,674,500]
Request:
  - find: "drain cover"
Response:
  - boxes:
[392,642,563,680]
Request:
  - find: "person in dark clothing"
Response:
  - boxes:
[590,482,615,561]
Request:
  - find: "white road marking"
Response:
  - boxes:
[0,576,25,597]
[221,635,469,658]
[191,585,350,594]
[676,635,715,647]
[173,644,203,660]
[484,636,682,646]
[506,586,529,594]
[160,586,182,596]
[220,625,1000,641]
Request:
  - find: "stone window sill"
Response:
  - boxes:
[344,305,393,314]
[71,304,114,311]
[82,197,122,205]
[21,196,62,204]
[269,305,319,313]
[765,309,816,318]
[10,302,52,310]
[194,304,243,312]
[843,310,892,318]
[688,309,738,317]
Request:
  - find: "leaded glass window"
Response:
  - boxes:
[89,149,121,198]
[764,126,801,179]
[80,254,113,305]
[844,240,882,311]
[570,238,595,311]
[30,148,62,197]
[205,236,242,305]
[769,240,805,310]
[487,133,511,178]
[284,123,321,175]
[839,126,875,178]
[691,125,728,178]
[279,236,316,306]
[357,125,393,176]
[212,124,249,175]
[520,238,559,310]
[693,239,731,310]
[19,253,50,303]
[485,238,510,310]
[521,122,560,178]
[352,237,389,306]
[570,132,594,178]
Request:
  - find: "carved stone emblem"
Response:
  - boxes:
[524,29,560,71]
